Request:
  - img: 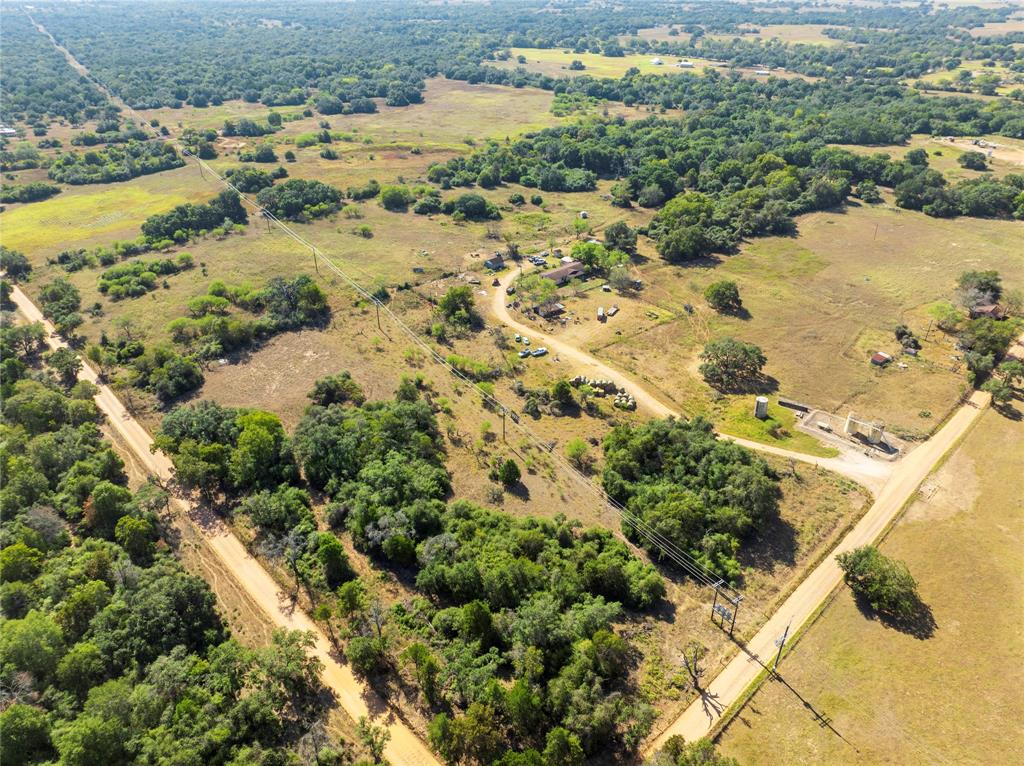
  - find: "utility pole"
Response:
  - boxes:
[711,582,742,636]
[773,617,793,674]
[501,407,507,442]
[375,299,382,332]
[310,246,320,276]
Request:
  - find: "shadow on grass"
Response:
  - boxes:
[853,591,937,640]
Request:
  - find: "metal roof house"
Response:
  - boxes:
[484,253,505,270]
[539,260,584,286]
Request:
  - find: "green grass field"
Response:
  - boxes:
[0,166,207,256]
[716,396,840,458]
[717,407,1024,765]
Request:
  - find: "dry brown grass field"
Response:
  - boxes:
[581,202,1023,440]
[716,407,1024,765]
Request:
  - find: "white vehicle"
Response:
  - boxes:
[532,347,548,357]
[515,333,521,342]
[523,337,530,346]
[518,349,531,358]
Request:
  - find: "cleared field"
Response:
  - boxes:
[967,15,1024,36]
[717,407,1024,765]
[0,165,209,256]
[914,59,1022,96]
[493,48,816,82]
[707,24,851,46]
[591,203,1023,439]
[831,133,1024,181]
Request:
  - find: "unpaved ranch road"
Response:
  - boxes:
[8,284,441,766]
[490,270,893,491]
[489,270,994,751]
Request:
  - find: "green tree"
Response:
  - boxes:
[542,727,584,766]
[56,642,106,699]
[114,515,156,563]
[698,338,767,390]
[0,246,32,281]
[565,438,592,472]
[379,184,413,211]
[309,371,365,406]
[85,481,133,538]
[981,377,1013,404]
[648,736,740,766]
[402,642,441,706]
[316,532,352,587]
[0,541,44,582]
[836,545,919,620]
[0,609,65,680]
[957,151,987,171]
[356,716,390,764]
[703,280,741,313]
[0,704,53,766]
[438,285,478,327]
[603,220,637,253]
[498,458,521,488]
[551,379,574,405]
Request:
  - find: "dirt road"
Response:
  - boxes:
[490,270,894,492]
[8,284,440,766]
[489,270,996,751]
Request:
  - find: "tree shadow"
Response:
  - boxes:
[711,373,779,395]
[852,591,937,640]
[738,512,798,570]
[508,481,532,502]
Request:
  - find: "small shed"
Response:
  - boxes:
[484,253,505,270]
[969,303,1004,320]
[871,351,892,366]
[535,302,565,319]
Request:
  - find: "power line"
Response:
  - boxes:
[40,18,745,609]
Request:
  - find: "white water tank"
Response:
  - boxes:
[754,396,769,419]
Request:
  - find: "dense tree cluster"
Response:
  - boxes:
[603,417,780,581]
[48,141,184,185]
[0,182,61,204]
[256,178,343,221]
[447,92,1023,263]
[140,189,248,243]
[97,253,194,300]
[0,340,327,765]
[165,275,330,362]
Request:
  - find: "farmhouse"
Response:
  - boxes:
[484,253,505,270]
[540,260,584,286]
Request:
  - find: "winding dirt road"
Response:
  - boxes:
[8,284,440,766]
[490,269,894,491]
[488,269,994,750]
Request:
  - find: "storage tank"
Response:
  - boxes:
[754,396,769,419]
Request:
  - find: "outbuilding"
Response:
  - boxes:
[870,351,892,366]
[484,253,505,270]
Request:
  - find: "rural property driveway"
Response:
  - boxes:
[489,268,894,491]
[8,284,440,766]
[488,268,996,751]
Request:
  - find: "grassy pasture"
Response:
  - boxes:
[493,48,817,83]
[830,133,1024,182]
[915,59,1021,95]
[717,407,1024,766]
[706,24,851,46]
[0,165,209,256]
[591,203,1023,439]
